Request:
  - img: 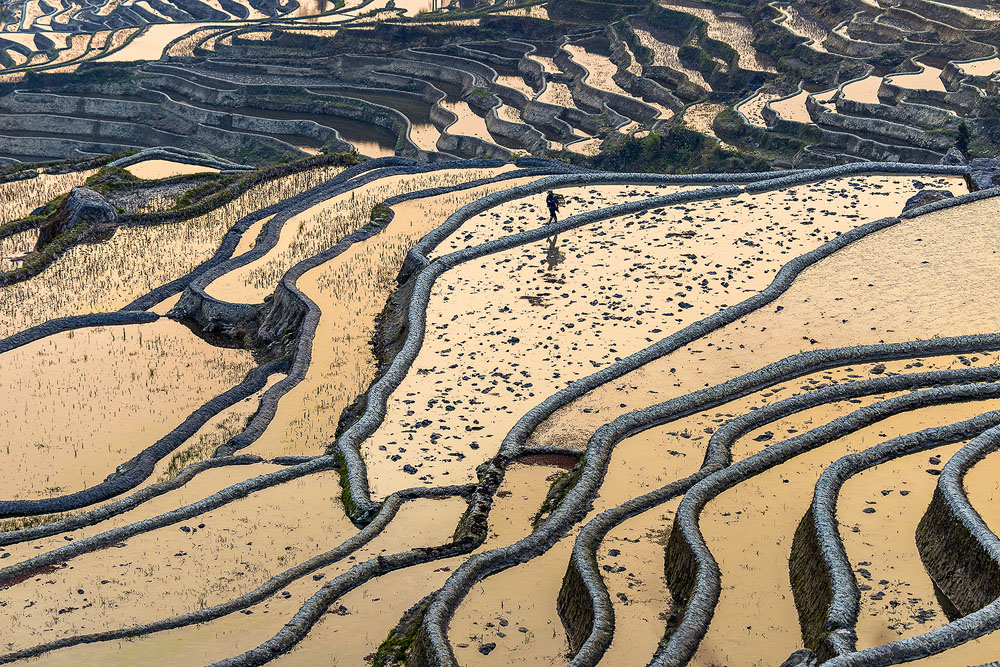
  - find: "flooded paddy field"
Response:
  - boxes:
[11,491,466,665]
[314,86,442,152]
[99,23,248,62]
[125,159,220,179]
[565,44,672,120]
[841,74,884,105]
[205,167,512,303]
[771,89,812,124]
[631,19,711,91]
[0,319,256,501]
[692,398,999,665]
[8,0,947,166]
[681,102,728,143]
[269,461,554,666]
[659,0,776,73]
[0,170,96,225]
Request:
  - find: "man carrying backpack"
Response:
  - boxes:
[546,190,560,223]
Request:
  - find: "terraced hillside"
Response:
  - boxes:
[6,0,1000,666]
[2,143,1000,667]
[0,0,997,169]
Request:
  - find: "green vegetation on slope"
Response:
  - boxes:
[576,126,770,173]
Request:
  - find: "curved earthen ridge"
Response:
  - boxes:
[0,0,997,171]
[0,152,365,290]
[183,159,574,461]
[0,157,575,524]
[0,157,554,524]
[106,147,255,172]
[798,405,1000,660]
[802,428,1000,667]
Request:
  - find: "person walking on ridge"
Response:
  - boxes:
[546,190,560,224]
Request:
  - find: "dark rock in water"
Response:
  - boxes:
[780,649,817,667]
[969,158,1000,192]
[34,187,118,250]
[902,189,952,214]
[940,147,968,166]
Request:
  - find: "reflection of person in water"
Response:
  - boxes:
[546,190,559,223]
[545,233,564,271]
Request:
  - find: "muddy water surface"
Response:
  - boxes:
[516,192,1000,658]
[841,74,884,104]
[125,159,220,180]
[391,0,439,14]
[737,91,781,127]
[590,354,992,663]
[451,412,710,664]
[0,472,409,652]
[776,3,829,51]
[0,461,281,564]
[529,174,971,454]
[0,319,255,502]
[660,0,775,72]
[886,64,946,92]
[566,137,603,156]
[693,396,1000,665]
[206,168,510,303]
[682,102,728,143]
[565,45,672,120]
[0,227,37,272]
[597,499,682,664]
[841,440,974,649]
[536,80,576,108]
[0,375,278,545]
[100,22,244,61]
[432,183,693,256]
[631,19,709,90]
[440,99,497,144]
[964,446,1000,538]
[771,89,813,123]
[165,27,228,57]
[232,213,274,257]
[0,169,95,227]
[497,74,535,97]
[959,57,1000,76]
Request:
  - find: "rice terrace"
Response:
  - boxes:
[2,0,1000,663]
